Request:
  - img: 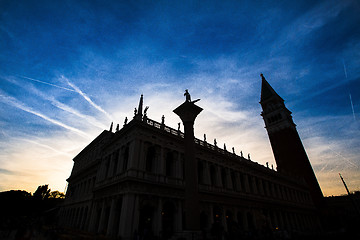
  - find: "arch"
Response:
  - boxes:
[200,211,209,230]
[139,205,154,239]
[162,201,176,240]
[247,212,255,230]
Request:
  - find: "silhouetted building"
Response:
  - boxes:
[59,77,322,239]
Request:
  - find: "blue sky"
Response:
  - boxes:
[0,0,359,196]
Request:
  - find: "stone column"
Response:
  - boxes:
[88,203,97,232]
[154,198,163,236]
[175,200,183,231]
[118,194,136,239]
[107,198,118,236]
[97,200,107,233]
[173,99,203,231]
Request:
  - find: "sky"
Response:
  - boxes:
[0,0,359,196]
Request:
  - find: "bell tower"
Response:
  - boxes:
[259,74,323,205]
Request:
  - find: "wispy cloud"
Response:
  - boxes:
[0,92,91,139]
[61,75,113,120]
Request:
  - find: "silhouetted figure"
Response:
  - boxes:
[240,151,243,157]
[124,117,128,126]
[224,143,227,151]
[248,153,251,160]
[184,89,191,102]
[134,108,137,116]
[214,139,217,147]
[144,106,149,116]
[109,122,113,132]
[266,162,269,168]
[232,147,235,154]
[116,124,119,132]
[204,134,206,142]
[178,122,180,131]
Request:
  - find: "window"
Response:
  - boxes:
[166,152,174,177]
[146,146,156,172]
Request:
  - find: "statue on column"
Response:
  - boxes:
[184,89,191,102]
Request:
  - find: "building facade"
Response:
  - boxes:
[59,76,322,239]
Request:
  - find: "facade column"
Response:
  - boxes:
[132,195,140,233]
[154,198,163,236]
[98,200,107,233]
[88,203,98,232]
[175,200,183,231]
[221,208,227,232]
[107,198,118,236]
[118,194,136,239]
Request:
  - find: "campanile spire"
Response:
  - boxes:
[259,74,323,205]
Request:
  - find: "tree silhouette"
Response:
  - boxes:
[33,184,51,200]
[49,190,65,199]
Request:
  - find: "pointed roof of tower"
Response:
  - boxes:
[260,74,283,103]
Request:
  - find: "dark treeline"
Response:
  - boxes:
[0,185,65,239]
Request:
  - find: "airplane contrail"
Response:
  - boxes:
[0,93,92,139]
[17,75,76,92]
[342,59,356,121]
[61,76,113,120]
